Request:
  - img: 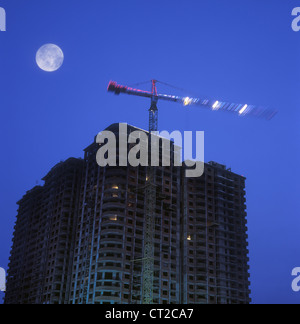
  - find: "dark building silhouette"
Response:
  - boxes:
[181,162,250,304]
[5,124,251,304]
[5,158,83,304]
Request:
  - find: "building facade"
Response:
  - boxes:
[5,124,251,304]
[5,158,83,304]
[181,162,250,304]
[69,124,182,304]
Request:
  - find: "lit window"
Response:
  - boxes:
[109,215,118,221]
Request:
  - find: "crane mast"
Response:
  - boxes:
[107,79,276,304]
[149,80,158,132]
[142,80,158,304]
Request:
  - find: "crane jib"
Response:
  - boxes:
[107,81,277,120]
[108,81,187,103]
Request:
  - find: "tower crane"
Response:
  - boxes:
[107,80,277,125]
[107,79,276,304]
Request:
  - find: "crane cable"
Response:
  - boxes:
[128,79,211,101]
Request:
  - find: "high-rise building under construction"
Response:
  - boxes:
[5,123,251,304]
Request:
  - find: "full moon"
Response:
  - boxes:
[36,44,64,72]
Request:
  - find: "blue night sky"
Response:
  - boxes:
[0,0,299,304]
